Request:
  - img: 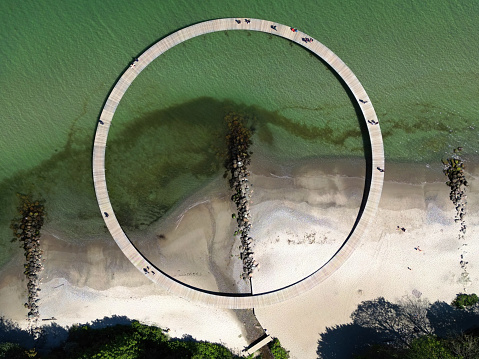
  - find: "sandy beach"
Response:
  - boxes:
[1,158,478,358]
[0,1,478,357]
[255,161,479,358]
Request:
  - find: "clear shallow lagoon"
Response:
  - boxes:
[0,0,478,266]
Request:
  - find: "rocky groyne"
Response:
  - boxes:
[224,113,258,280]
[442,148,469,287]
[443,149,467,226]
[11,194,45,339]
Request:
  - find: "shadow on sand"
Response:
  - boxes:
[0,315,133,354]
[316,297,479,359]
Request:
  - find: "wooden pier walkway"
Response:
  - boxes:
[244,335,273,356]
[93,18,384,308]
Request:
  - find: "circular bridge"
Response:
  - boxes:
[92,18,385,308]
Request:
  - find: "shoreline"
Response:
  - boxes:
[253,162,479,358]
[0,156,479,357]
[1,156,477,293]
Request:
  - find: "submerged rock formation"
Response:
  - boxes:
[224,113,258,280]
[11,194,45,339]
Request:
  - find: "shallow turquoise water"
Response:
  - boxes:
[0,0,478,266]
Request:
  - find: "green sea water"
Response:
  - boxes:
[0,0,478,267]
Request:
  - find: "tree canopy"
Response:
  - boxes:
[0,320,290,359]
[452,294,479,310]
[317,296,479,359]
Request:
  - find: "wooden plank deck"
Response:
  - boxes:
[92,18,385,308]
[244,335,273,356]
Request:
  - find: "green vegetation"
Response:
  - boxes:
[46,321,237,358]
[407,335,458,359]
[0,321,291,359]
[355,334,475,359]
[318,295,479,359]
[0,342,28,359]
[452,293,478,310]
[268,338,290,359]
